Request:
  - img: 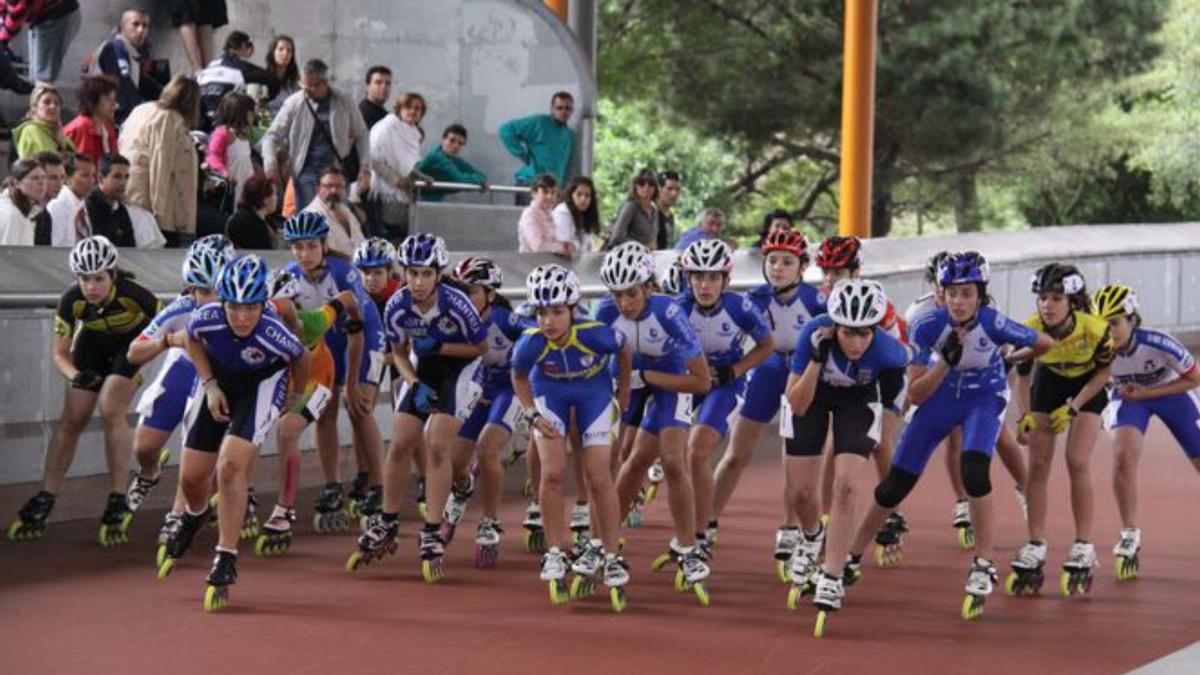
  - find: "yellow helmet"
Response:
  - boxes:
[1092,283,1138,320]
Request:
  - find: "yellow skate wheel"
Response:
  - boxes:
[820,513,830,527]
[1059,571,1072,596]
[786,585,801,611]
[651,552,673,572]
[673,569,688,592]
[156,544,168,569]
[347,501,360,519]
[957,527,975,550]
[645,484,659,502]
[775,560,789,584]
[417,501,428,520]
[610,586,627,613]
[98,526,109,547]
[254,535,269,557]
[961,594,984,620]
[6,520,22,540]
[346,551,365,573]
[569,575,594,599]
[549,579,569,605]
[421,559,444,583]
[156,448,170,468]
[814,610,828,638]
[157,558,175,580]
[1004,572,1019,596]
[203,585,227,612]
[693,582,710,607]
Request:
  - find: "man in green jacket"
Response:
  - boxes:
[498,91,574,197]
[414,123,488,202]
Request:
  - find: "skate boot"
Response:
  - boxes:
[356,485,383,532]
[1060,540,1097,597]
[540,546,570,605]
[569,538,605,599]
[677,543,711,606]
[98,492,133,547]
[6,491,55,541]
[254,505,295,557]
[812,571,845,638]
[786,524,825,608]
[705,520,720,548]
[952,499,975,549]
[624,489,646,528]
[239,487,260,540]
[158,507,209,579]
[569,502,591,544]
[773,526,800,583]
[125,473,160,514]
[418,525,446,582]
[346,471,369,518]
[156,512,182,567]
[604,552,631,612]
[346,516,400,572]
[474,517,503,568]
[440,475,476,545]
[1113,528,1141,581]
[645,459,665,501]
[1004,540,1047,596]
[203,550,238,612]
[842,553,864,588]
[522,502,546,553]
[962,556,997,620]
[312,483,351,533]
[874,513,906,567]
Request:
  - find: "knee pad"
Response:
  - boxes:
[874,467,919,509]
[961,451,993,498]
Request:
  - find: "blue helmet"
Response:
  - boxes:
[937,251,989,287]
[398,233,449,269]
[353,237,396,269]
[191,234,236,260]
[282,211,331,242]
[181,243,229,288]
[216,254,269,304]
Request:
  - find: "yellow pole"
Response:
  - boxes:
[545,0,568,22]
[838,0,878,238]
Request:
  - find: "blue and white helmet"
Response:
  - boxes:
[69,235,118,275]
[600,241,655,291]
[267,268,300,300]
[191,234,236,260]
[398,233,449,269]
[660,257,685,295]
[216,254,269,304]
[282,211,330,242]
[353,237,396,269]
[526,264,580,307]
[937,251,989,287]
[181,243,229,288]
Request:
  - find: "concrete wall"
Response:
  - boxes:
[8,0,594,186]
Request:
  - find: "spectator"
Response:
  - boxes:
[656,170,682,250]
[84,154,134,247]
[0,0,81,83]
[119,74,201,247]
[359,65,392,130]
[12,82,73,159]
[205,91,256,205]
[46,152,95,247]
[196,30,280,131]
[225,173,277,249]
[518,173,572,257]
[414,123,487,202]
[63,75,119,165]
[753,208,794,248]
[369,91,427,238]
[264,34,299,116]
[302,165,364,255]
[551,175,601,255]
[31,150,64,245]
[603,168,659,250]
[262,58,371,214]
[87,8,164,125]
[499,91,575,195]
[169,0,227,74]
[675,207,736,251]
[0,157,45,244]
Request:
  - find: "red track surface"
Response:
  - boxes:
[1,421,1197,675]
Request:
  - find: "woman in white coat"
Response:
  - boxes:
[369,92,430,239]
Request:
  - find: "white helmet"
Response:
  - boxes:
[268,268,300,300]
[827,278,888,328]
[660,257,685,295]
[69,236,118,275]
[680,239,734,274]
[600,241,655,291]
[526,264,581,307]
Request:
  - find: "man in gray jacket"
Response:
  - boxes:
[263,58,371,212]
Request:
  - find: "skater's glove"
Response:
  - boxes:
[714,364,737,387]
[630,369,646,390]
[412,335,441,357]
[940,329,964,367]
[70,369,103,391]
[413,382,440,414]
[1016,412,1037,436]
[1049,402,1077,434]
[810,329,833,363]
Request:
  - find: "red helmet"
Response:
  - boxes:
[762,229,808,260]
[816,236,861,271]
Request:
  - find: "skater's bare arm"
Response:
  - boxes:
[734,333,775,379]
[50,333,77,380]
[438,339,486,360]
[1068,365,1111,412]
[616,345,632,412]
[1121,365,1200,402]
[643,354,711,394]
[907,361,949,406]
[785,361,821,417]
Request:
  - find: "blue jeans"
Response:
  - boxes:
[29,9,81,82]
[294,167,320,213]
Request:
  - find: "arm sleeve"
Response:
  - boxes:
[981,307,1038,349]
[518,208,562,254]
[53,289,75,337]
[510,333,540,376]
[605,202,636,249]
[736,295,772,342]
[206,126,232,175]
[127,279,162,319]
[369,123,403,186]
[261,96,294,175]
[497,116,531,161]
[444,157,487,185]
[790,321,819,374]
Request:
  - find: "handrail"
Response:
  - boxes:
[414,181,531,194]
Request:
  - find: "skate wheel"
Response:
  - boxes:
[651,552,673,572]
[474,545,498,569]
[522,530,545,554]
[157,558,175,581]
[5,520,22,541]
[673,569,689,592]
[157,448,170,469]
[347,501,360,519]
[522,480,533,498]
[874,544,903,568]
[239,524,259,540]
[570,575,595,599]
[610,586,627,613]
[1115,555,1139,581]
[626,510,643,528]
[775,559,790,584]
[956,526,976,550]
[203,584,228,612]
[820,513,830,527]
[254,535,270,557]
[693,582,710,607]
[961,594,985,620]
[786,585,801,611]
[1004,572,1020,596]
[814,610,828,638]
[1059,571,1072,596]
[417,502,428,520]
[156,544,168,569]
[549,579,569,605]
[421,559,445,583]
[645,484,659,502]
[311,513,324,533]
[346,550,365,573]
